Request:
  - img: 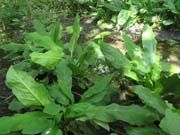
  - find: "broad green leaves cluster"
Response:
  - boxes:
[0,15,180,135]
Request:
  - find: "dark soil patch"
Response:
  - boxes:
[0,51,14,116]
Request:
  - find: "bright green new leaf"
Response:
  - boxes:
[142,24,157,65]
[133,85,167,114]
[65,103,159,125]
[6,66,51,106]
[55,60,74,103]
[30,46,64,70]
[0,112,52,134]
[70,14,80,57]
[81,74,113,103]
[160,109,180,135]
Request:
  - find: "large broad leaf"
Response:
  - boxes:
[25,32,56,50]
[160,109,180,135]
[142,24,157,65]
[55,60,74,103]
[133,85,167,114]
[100,41,130,70]
[81,74,113,103]
[0,112,52,134]
[126,126,167,135]
[70,14,80,57]
[6,66,51,106]
[65,103,159,126]
[30,46,64,70]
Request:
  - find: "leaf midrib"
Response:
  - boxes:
[14,70,43,106]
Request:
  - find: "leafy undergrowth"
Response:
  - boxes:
[0,15,180,135]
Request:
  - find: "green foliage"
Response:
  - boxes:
[160,109,180,135]
[0,15,180,135]
[6,66,51,106]
[0,112,53,134]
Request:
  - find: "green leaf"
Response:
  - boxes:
[70,14,80,57]
[165,0,180,14]
[81,74,113,103]
[43,103,63,116]
[76,0,91,4]
[160,109,180,135]
[100,41,130,70]
[26,32,56,50]
[65,103,159,125]
[50,22,63,43]
[93,120,110,131]
[30,46,64,70]
[8,98,24,112]
[6,66,51,106]
[122,33,150,73]
[41,127,63,135]
[133,85,167,114]
[48,84,70,105]
[0,112,52,134]
[33,20,48,36]
[0,43,28,52]
[117,10,131,29]
[55,60,74,103]
[142,24,157,65]
[126,126,167,135]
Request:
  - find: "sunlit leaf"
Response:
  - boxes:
[30,46,64,70]
[142,24,157,65]
[70,14,80,57]
[6,66,51,106]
